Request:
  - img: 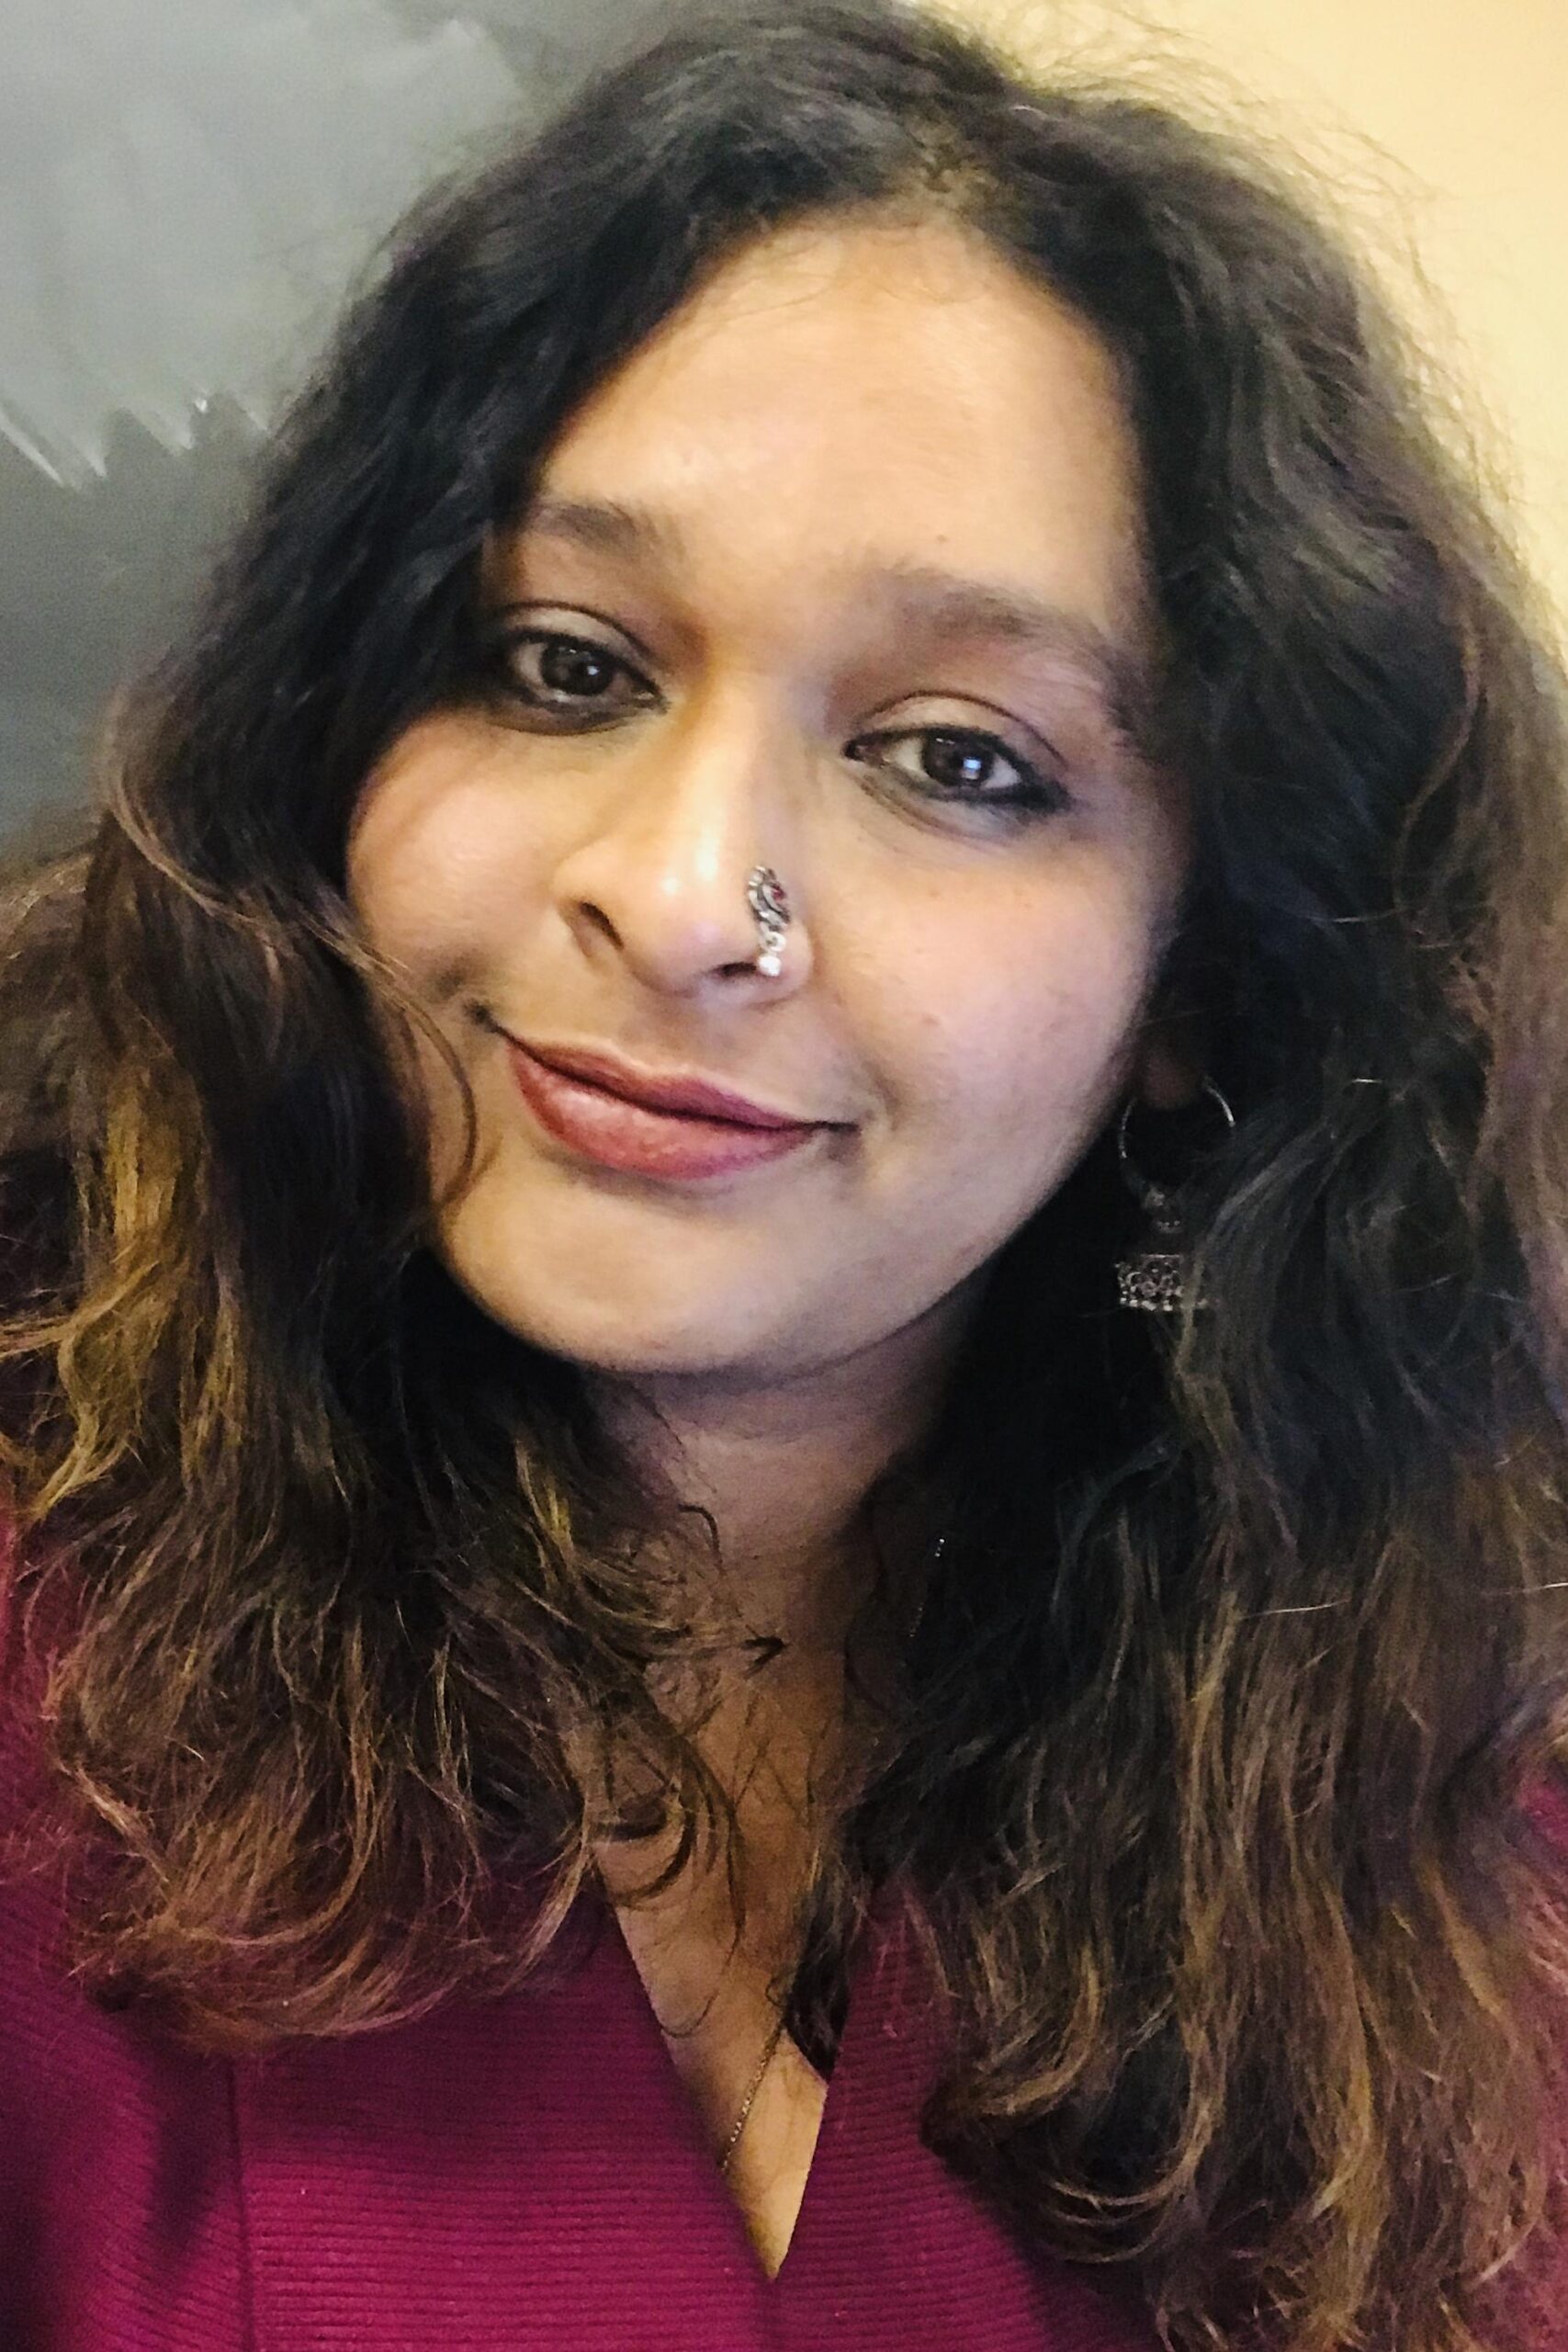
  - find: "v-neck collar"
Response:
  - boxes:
[232,1874,1157,2350]
[588,1870,1160,2346]
[586,1871,935,2294]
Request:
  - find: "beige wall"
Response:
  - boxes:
[956,0,1568,647]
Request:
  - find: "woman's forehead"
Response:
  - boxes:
[510,210,1161,602]
[487,213,1157,682]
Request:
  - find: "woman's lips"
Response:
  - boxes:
[504,1040,829,1180]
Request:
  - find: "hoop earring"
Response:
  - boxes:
[1113,1076,1235,1314]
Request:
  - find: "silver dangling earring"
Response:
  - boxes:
[746,865,792,978]
[1113,1076,1235,1314]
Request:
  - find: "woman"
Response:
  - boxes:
[2,1,1567,2344]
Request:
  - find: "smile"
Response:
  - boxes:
[503,1040,832,1181]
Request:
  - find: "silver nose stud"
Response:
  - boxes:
[745,865,792,978]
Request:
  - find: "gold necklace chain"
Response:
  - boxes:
[717,2004,791,2173]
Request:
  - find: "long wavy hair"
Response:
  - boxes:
[4,3,1568,2344]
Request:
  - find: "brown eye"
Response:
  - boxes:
[487,628,655,718]
[845,725,1069,820]
[533,638,620,697]
[918,730,1006,790]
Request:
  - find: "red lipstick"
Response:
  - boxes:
[502,1037,836,1181]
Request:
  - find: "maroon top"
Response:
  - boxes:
[2,1521,1566,2349]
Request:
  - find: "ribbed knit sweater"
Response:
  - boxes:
[3,1521,1565,2350]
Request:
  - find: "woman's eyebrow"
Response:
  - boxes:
[517,492,1156,741]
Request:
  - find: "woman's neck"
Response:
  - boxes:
[582,1289,971,1658]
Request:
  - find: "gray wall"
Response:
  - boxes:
[0,0,636,848]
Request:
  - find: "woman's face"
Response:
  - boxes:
[346,213,1190,1396]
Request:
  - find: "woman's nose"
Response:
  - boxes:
[547,697,814,997]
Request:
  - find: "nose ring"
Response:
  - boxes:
[745,865,792,978]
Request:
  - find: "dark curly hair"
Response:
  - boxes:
[4,4,1568,2346]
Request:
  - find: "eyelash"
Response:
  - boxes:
[479,628,1071,820]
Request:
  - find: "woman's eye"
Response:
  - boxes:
[847,726,1068,816]
[488,628,653,715]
